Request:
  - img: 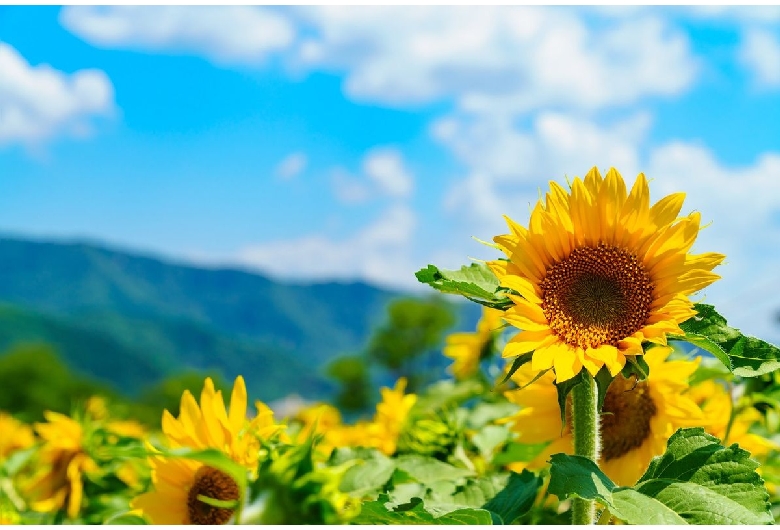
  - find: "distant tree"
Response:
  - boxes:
[325,354,371,413]
[366,297,456,392]
[0,343,117,422]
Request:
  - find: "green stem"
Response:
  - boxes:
[571,374,600,525]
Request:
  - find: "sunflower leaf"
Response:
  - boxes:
[555,371,585,428]
[548,427,772,525]
[594,366,614,411]
[621,354,650,382]
[415,263,513,309]
[482,470,542,524]
[394,454,475,483]
[678,303,780,377]
[352,495,494,525]
[496,352,533,387]
[669,333,732,371]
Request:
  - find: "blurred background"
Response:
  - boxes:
[1,6,779,423]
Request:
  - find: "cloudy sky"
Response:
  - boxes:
[2,6,780,342]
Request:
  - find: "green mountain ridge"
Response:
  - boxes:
[0,235,479,402]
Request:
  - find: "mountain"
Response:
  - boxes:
[0,235,478,402]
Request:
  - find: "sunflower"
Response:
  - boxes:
[307,379,417,457]
[0,412,35,459]
[25,411,97,519]
[501,346,705,486]
[489,167,724,382]
[132,376,286,525]
[443,306,504,379]
[688,380,778,458]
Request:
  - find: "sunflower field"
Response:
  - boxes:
[4,167,780,525]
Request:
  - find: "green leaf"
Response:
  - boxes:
[492,441,548,467]
[620,354,650,382]
[415,263,512,309]
[555,371,584,428]
[496,352,533,387]
[353,495,494,525]
[394,455,475,484]
[676,303,780,377]
[548,454,616,507]
[482,470,542,524]
[338,452,396,496]
[548,427,772,525]
[102,512,148,525]
[472,425,511,461]
[594,365,614,411]
[669,333,732,371]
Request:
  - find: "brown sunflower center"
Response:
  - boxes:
[600,375,657,461]
[187,465,240,525]
[540,243,654,349]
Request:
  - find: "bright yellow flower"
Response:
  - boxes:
[0,412,35,459]
[502,346,704,486]
[489,167,724,382]
[25,412,97,519]
[443,306,504,379]
[132,376,286,525]
[688,380,778,458]
[311,379,417,456]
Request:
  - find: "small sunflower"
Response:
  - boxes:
[689,380,779,458]
[313,379,417,456]
[489,167,725,382]
[25,412,97,519]
[0,412,35,459]
[443,306,504,379]
[132,376,286,525]
[502,346,704,486]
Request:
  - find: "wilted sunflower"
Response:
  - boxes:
[501,346,704,486]
[489,167,724,382]
[132,376,286,525]
[443,306,504,379]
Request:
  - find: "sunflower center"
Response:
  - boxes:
[600,375,657,461]
[540,244,654,349]
[187,466,240,525]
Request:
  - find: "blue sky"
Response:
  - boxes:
[2,6,780,342]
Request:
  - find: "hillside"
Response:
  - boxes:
[0,235,478,401]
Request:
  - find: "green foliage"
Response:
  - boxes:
[366,297,457,391]
[325,355,371,413]
[0,344,119,422]
[415,263,512,310]
[549,428,773,525]
[673,303,780,377]
[353,495,495,525]
[482,471,542,524]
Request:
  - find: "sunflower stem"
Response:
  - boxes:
[571,373,600,525]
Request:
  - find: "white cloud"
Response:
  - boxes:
[330,148,415,204]
[362,147,413,198]
[0,43,114,146]
[60,6,294,65]
[330,168,371,204]
[738,28,780,89]
[235,204,418,289]
[436,112,650,236]
[295,7,697,112]
[275,152,308,179]
[644,143,780,344]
